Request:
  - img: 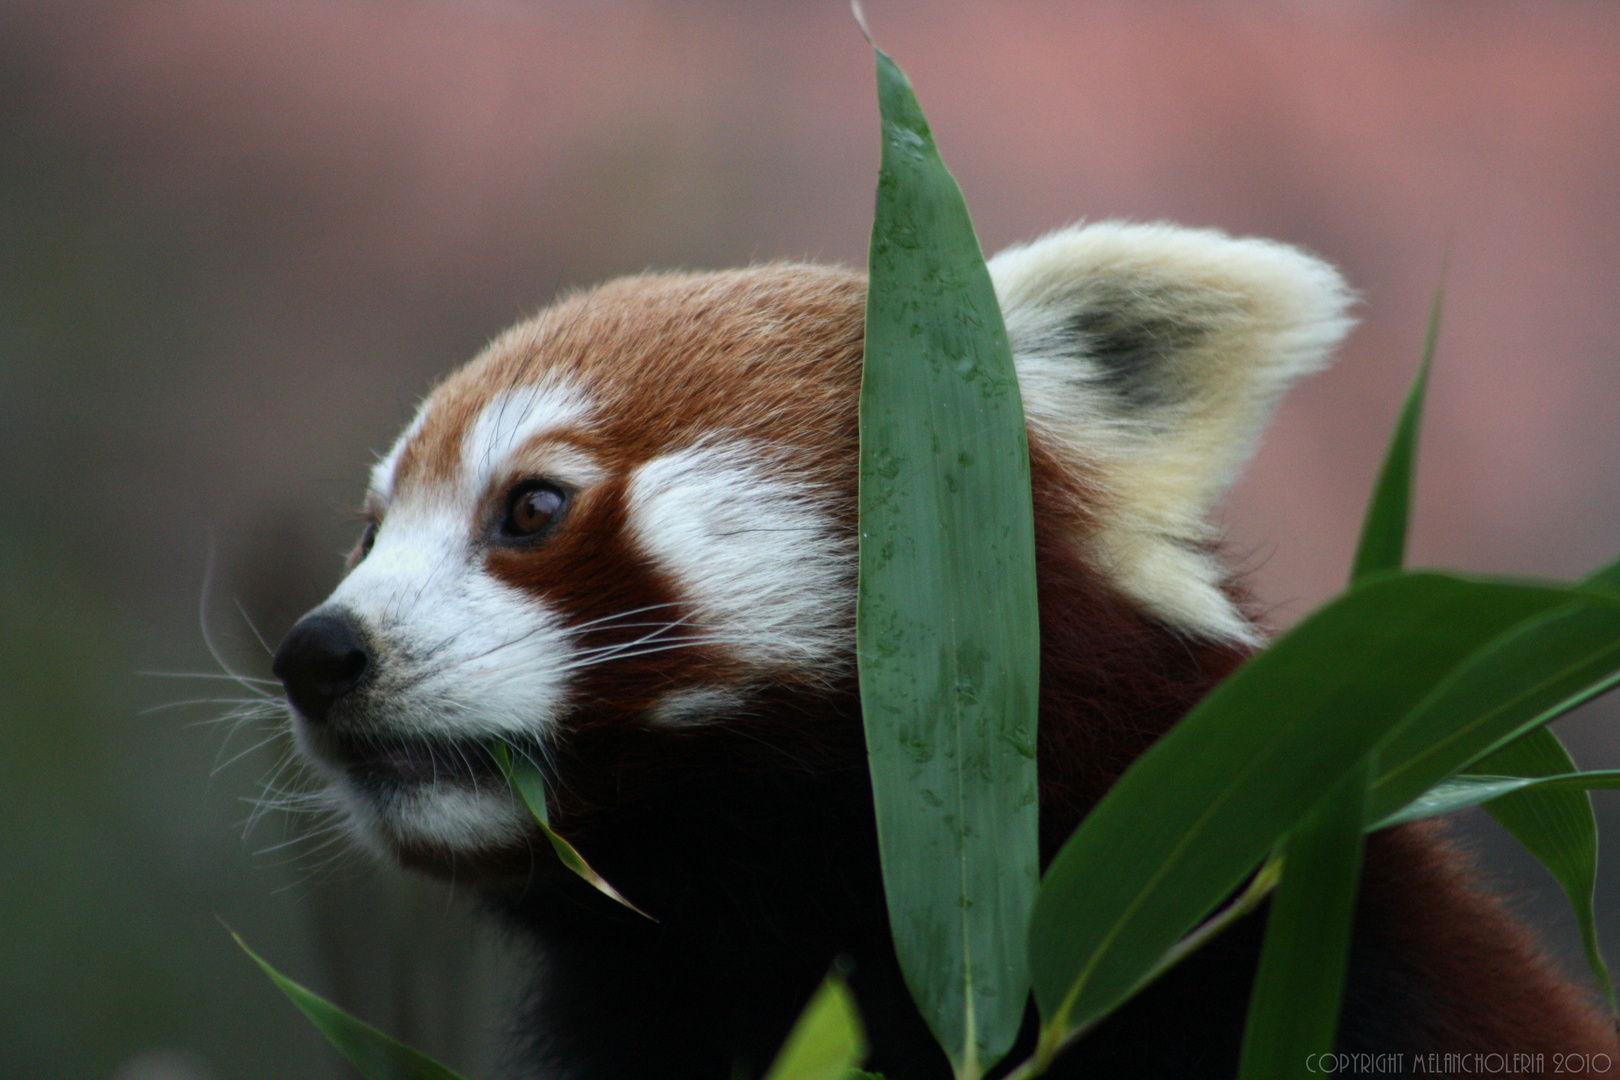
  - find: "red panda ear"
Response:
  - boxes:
[988,221,1355,642]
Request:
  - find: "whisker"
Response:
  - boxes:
[566,602,687,633]
[233,599,277,659]
[242,790,329,818]
[453,741,482,798]
[196,545,276,699]
[563,613,703,661]
[245,753,314,835]
[255,824,347,858]
[204,700,289,773]
[708,526,823,537]
[414,616,494,666]
[409,603,702,678]
[211,729,292,777]
[184,703,286,731]
[464,634,741,687]
[557,635,736,673]
[139,670,280,687]
[141,696,264,715]
[567,620,705,637]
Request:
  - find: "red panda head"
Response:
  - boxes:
[272,221,1352,878]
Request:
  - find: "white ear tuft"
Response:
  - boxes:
[988,221,1355,642]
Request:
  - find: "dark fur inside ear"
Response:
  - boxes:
[1061,280,1226,410]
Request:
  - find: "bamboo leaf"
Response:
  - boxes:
[229,927,473,1080]
[1369,597,1620,822]
[491,741,655,920]
[1373,770,1620,829]
[1475,727,1614,1011]
[1350,281,1441,583]
[858,42,1040,1080]
[763,975,869,1080]
[1027,572,1578,1061]
[1237,760,1370,1080]
[1586,554,1620,593]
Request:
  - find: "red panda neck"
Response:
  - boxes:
[1028,450,1254,859]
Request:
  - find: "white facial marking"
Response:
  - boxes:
[462,382,591,496]
[337,380,605,742]
[305,381,610,853]
[627,442,853,672]
[370,397,434,499]
[326,502,575,743]
[333,777,534,852]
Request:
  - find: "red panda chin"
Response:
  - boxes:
[293,723,545,864]
[302,727,501,789]
[393,834,570,883]
[334,776,544,872]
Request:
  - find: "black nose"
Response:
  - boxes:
[273,611,370,724]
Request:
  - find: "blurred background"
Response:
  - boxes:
[3,1,1618,1077]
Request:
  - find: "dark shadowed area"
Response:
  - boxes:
[3,2,1618,1077]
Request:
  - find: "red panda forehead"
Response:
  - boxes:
[387,265,868,497]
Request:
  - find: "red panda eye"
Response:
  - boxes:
[502,481,568,540]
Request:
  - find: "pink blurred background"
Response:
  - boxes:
[3,2,1617,1077]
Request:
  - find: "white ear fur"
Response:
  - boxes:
[988,221,1355,643]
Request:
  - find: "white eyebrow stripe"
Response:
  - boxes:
[461,382,592,495]
[369,398,434,500]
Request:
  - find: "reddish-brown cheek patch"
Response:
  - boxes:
[483,475,745,735]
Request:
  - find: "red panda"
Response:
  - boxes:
[272,222,1617,1079]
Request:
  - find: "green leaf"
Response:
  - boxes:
[1027,572,1578,1060]
[490,741,655,920]
[1373,770,1620,829]
[229,926,473,1080]
[1370,597,1620,822]
[1475,727,1615,1011]
[763,974,869,1080]
[1238,759,1370,1080]
[1350,280,1441,583]
[1375,776,1542,827]
[857,42,1040,1080]
[1586,553,1620,593]
[490,739,551,825]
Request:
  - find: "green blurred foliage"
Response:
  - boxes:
[0,115,515,1080]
